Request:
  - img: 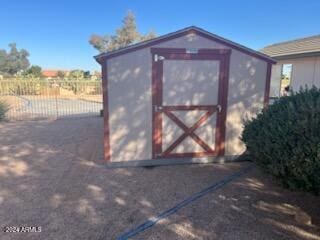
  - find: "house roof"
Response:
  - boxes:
[42,70,69,78]
[260,34,320,59]
[94,26,275,64]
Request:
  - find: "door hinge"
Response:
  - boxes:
[154,54,165,62]
[217,105,222,113]
[154,105,163,112]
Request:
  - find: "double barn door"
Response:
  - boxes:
[152,48,230,159]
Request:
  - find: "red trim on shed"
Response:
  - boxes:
[151,54,164,158]
[216,51,231,156]
[102,61,110,161]
[161,108,216,156]
[95,26,275,64]
[263,62,272,108]
[151,48,231,159]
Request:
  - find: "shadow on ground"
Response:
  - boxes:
[0,117,319,240]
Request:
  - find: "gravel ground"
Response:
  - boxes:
[0,117,319,240]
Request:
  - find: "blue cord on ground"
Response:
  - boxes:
[117,165,253,240]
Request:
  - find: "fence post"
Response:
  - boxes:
[52,81,59,118]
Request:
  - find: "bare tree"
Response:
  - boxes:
[89,11,156,53]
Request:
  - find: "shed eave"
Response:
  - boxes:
[94,26,276,64]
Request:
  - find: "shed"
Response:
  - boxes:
[95,26,275,167]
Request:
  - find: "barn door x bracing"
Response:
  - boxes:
[152,48,231,159]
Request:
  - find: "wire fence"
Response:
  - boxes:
[0,78,103,120]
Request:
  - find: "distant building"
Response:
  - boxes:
[261,35,320,98]
[42,70,69,78]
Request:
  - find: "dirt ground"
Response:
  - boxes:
[0,117,319,240]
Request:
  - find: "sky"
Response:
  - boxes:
[1,0,319,72]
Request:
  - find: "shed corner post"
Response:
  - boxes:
[263,62,273,108]
[101,58,111,161]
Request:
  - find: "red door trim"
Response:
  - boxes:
[215,53,230,156]
[162,105,218,111]
[102,61,110,161]
[151,48,231,159]
[162,109,215,156]
[151,48,231,55]
[152,56,164,158]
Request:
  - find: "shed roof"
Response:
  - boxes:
[95,26,275,64]
[260,34,320,60]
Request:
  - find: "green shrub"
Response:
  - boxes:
[242,87,320,194]
[0,100,9,121]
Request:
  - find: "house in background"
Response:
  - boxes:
[261,35,320,99]
[42,70,70,78]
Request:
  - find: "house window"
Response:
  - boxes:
[280,64,292,96]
